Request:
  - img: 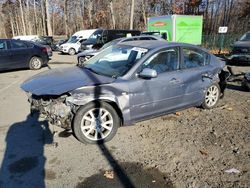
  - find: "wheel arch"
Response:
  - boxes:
[71,98,124,126]
[68,47,77,54]
[99,99,124,126]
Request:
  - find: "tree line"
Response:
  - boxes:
[0,0,249,39]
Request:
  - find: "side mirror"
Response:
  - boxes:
[139,68,157,79]
[162,32,167,40]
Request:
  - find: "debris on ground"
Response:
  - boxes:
[199,150,208,156]
[225,168,240,174]
[175,112,181,116]
[103,170,114,179]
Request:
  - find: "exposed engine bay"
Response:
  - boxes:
[29,94,74,130]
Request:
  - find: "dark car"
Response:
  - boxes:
[55,39,69,51]
[77,35,165,66]
[0,39,51,71]
[242,72,250,91]
[80,29,141,51]
[29,36,56,51]
[21,41,226,144]
[228,32,250,64]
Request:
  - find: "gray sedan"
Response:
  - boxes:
[21,41,225,144]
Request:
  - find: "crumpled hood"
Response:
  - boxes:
[21,66,115,96]
[233,41,250,48]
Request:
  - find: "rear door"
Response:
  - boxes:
[179,46,211,106]
[0,39,12,70]
[9,40,31,68]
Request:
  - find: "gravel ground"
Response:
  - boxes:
[0,52,249,188]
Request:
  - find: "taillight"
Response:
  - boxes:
[42,47,48,53]
[42,47,51,54]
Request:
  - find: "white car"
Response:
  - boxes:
[60,29,96,55]
[13,35,40,41]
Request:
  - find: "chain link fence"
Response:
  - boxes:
[202,34,242,53]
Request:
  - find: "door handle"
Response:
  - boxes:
[202,73,213,80]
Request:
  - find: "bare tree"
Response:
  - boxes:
[18,0,27,35]
[130,0,135,29]
[45,0,53,35]
[110,0,116,29]
[64,0,69,36]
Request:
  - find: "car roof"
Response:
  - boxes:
[118,40,199,50]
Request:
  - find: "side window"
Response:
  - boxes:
[0,41,7,50]
[11,40,27,49]
[181,48,209,69]
[142,48,179,74]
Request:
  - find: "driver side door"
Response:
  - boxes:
[128,47,185,122]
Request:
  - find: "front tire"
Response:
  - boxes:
[68,48,76,55]
[73,102,120,144]
[202,83,221,109]
[29,56,42,70]
[78,56,87,66]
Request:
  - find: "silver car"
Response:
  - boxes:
[77,35,165,66]
[21,41,226,144]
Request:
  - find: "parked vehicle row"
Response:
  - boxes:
[77,35,165,66]
[21,40,226,144]
[0,39,51,71]
[59,29,97,55]
[59,29,141,55]
[13,35,56,51]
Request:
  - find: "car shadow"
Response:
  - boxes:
[0,114,53,188]
[0,65,49,73]
[81,71,135,187]
[226,84,248,92]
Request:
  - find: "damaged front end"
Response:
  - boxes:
[29,94,75,130]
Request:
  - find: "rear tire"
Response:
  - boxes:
[29,56,42,70]
[202,83,221,109]
[73,102,120,144]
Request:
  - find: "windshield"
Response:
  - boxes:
[240,33,250,41]
[67,36,78,43]
[82,45,148,78]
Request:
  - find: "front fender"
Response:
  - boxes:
[66,91,131,125]
[66,93,118,106]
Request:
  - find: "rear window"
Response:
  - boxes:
[11,40,28,49]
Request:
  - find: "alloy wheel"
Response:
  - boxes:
[80,108,113,141]
[205,85,219,107]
